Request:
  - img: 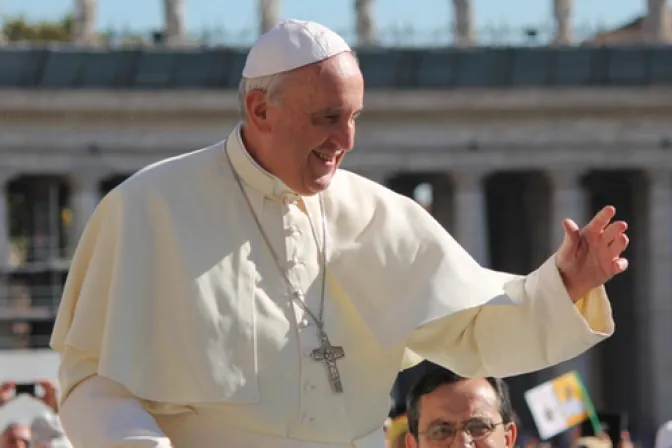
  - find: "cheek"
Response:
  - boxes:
[479,429,509,448]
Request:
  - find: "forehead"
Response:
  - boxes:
[285,53,363,109]
[419,379,501,422]
[5,425,31,437]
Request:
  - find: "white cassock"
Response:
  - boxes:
[50,124,614,448]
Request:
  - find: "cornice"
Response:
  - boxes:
[1,87,672,119]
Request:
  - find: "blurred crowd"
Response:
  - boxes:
[0,381,71,448]
[2,370,671,448]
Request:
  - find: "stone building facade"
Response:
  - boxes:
[0,48,671,440]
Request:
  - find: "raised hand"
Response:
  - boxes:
[36,379,59,413]
[0,382,15,407]
[555,205,629,302]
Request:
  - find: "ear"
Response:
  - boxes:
[245,89,272,133]
[404,431,418,448]
[505,422,518,448]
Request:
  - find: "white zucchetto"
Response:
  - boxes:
[242,19,352,78]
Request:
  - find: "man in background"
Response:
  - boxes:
[405,366,517,448]
[0,424,31,448]
[0,381,70,448]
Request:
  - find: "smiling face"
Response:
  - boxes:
[242,52,364,195]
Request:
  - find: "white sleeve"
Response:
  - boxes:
[59,375,172,448]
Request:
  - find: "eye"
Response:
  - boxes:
[427,425,455,441]
[324,114,340,123]
[466,421,494,438]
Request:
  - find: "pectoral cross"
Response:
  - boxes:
[311,330,345,393]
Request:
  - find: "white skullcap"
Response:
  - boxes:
[242,19,352,78]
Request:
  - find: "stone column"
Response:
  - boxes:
[645,169,672,428]
[547,169,593,389]
[0,172,12,348]
[163,0,187,46]
[0,171,13,270]
[72,0,98,45]
[645,0,670,44]
[552,0,572,46]
[259,0,280,35]
[452,170,489,267]
[431,175,454,234]
[355,0,377,47]
[68,172,102,257]
[452,0,475,48]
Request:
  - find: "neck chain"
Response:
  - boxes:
[225,152,329,331]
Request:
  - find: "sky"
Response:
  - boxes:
[1,0,645,43]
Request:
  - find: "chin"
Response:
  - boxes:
[304,176,333,195]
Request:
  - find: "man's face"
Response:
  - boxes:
[1,425,31,448]
[406,379,517,448]
[256,52,364,195]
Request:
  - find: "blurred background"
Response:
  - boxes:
[0,0,670,446]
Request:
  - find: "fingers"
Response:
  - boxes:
[609,234,630,257]
[603,220,629,257]
[562,218,581,245]
[613,258,629,274]
[603,220,628,242]
[584,205,616,234]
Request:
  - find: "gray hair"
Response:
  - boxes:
[238,73,290,122]
[237,52,360,122]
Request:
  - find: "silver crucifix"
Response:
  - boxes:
[310,330,345,393]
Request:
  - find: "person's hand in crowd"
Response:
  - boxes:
[0,381,16,407]
[35,379,59,414]
[616,431,634,448]
[596,432,612,443]
[0,380,60,414]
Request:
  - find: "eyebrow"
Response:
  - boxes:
[311,106,364,117]
[426,418,454,428]
[426,414,495,427]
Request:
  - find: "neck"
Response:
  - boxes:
[239,124,275,176]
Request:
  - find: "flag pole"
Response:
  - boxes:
[574,371,602,435]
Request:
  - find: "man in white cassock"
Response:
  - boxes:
[50,19,630,448]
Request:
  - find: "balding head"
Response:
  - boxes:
[1,423,31,448]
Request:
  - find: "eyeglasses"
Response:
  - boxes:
[418,419,506,443]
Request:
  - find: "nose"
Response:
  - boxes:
[330,120,355,151]
[452,429,475,448]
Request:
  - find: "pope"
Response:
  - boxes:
[50,19,629,448]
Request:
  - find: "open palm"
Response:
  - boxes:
[555,206,629,302]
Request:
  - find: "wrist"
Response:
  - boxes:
[559,272,585,303]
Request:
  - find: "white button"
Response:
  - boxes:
[289,226,301,235]
[298,319,310,329]
[304,383,315,392]
[281,194,299,205]
[303,350,312,357]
